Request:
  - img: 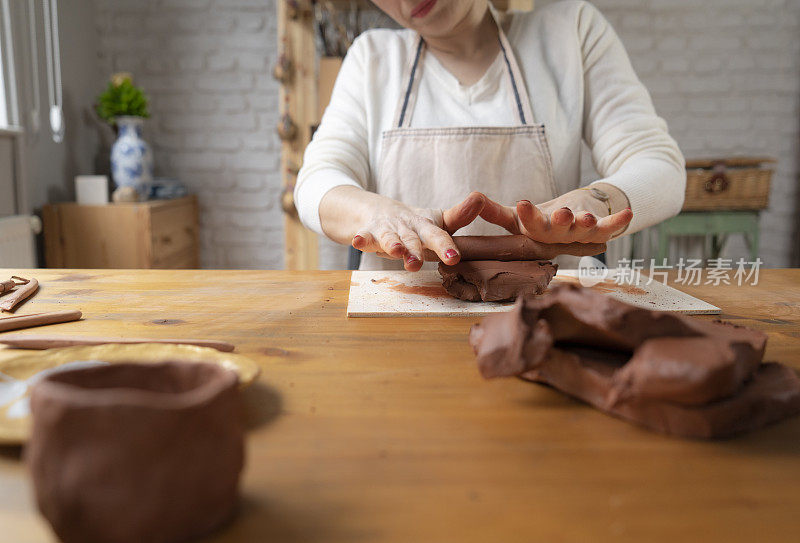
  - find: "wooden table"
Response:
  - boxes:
[1,269,799,542]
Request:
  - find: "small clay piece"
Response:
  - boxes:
[27,361,244,543]
[0,310,82,333]
[0,276,26,294]
[439,260,557,302]
[0,277,39,312]
[469,283,800,438]
[1,275,30,292]
[0,334,235,352]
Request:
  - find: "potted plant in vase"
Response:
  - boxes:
[96,73,153,201]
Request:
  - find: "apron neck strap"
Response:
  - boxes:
[393,38,426,128]
[393,8,535,128]
[497,26,535,125]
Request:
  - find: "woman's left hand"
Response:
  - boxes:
[478,186,633,244]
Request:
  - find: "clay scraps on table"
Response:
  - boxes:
[469,283,800,438]
[0,276,39,312]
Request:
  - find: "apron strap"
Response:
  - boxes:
[393,10,536,128]
[393,37,425,129]
[497,27,535,125]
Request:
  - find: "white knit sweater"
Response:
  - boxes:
[295,0,686,237]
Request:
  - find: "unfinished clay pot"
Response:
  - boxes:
[26,361,244,543]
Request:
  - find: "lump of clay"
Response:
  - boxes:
[27,361,244,543]
[438,260,557,302]
[468,283,800,438]
[611,336,762,406]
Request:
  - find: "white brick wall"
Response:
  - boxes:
[569,0,800,267]
[94,0,283,269]
[95,0,800,269]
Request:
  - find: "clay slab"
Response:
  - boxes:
[347,270,721,317]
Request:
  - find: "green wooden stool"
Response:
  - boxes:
[654,211,760,262]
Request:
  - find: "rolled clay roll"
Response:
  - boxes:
[424,236,606,262]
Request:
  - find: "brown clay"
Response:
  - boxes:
[0,275,29,293]
[439,260,557,302]
[422,235,606,262]
[453,235,605,261]
[0,278,17,294]
[26,361,244,543]
[469,283,800,438]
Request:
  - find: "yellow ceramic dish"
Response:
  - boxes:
[0,343,260,445]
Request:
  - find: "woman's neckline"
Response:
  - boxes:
[419,11,519,101]
[424,48,505,101]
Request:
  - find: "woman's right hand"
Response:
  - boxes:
[351,192,488,272]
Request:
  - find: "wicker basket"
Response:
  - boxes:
[682,157,775,211]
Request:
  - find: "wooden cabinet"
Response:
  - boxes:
[42,196,200,269]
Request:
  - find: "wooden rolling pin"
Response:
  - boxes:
[423,235,607,262]
[0,335,236,352]
[0,310,83,333]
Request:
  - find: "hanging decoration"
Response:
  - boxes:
[42,0,63,143]
[27,0,41,136]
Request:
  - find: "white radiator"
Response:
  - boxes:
[0,215,41,268]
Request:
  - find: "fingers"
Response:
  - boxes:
[352,218,460,269]
[575,211,598,229]
[548,207,574,239]
[417,222,460,265]
[479,196,520,234]
[398,227,423,271]
[594,208,633,240]
[563,210,598,242]
[516,200,550,238]
[376,230,405,259]
[442,191,486,234]
[353,225,427,267]
[517,204,629,244]
[569,208,632,244]
[352,231,376,251]
[349,195,623,270]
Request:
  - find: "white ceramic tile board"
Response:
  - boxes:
[347,269,720,317]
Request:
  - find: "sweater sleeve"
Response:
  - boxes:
[576,1,686,234]
[294,36,371,235]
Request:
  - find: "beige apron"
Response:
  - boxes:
[361,15,558,271]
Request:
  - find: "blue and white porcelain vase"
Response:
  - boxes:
[110,116,153,200]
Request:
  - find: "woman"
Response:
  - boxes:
[295,0,685,271]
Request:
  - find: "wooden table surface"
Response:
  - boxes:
[1,269,799,542]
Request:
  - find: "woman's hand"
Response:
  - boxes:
[352,191,488,271]
[478,185,633,244]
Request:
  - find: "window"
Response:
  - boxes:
[0,0,19,129]
[0,38,7,127]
